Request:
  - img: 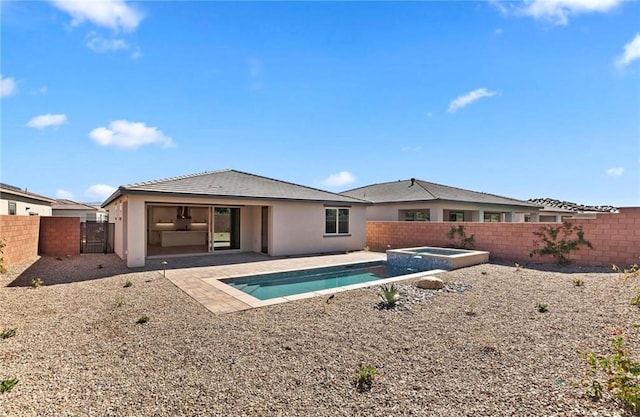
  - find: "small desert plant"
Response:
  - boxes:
[514,262,522,272]
[586,328,640,413]
[536,303,549,313]
[123,280,133,288]
[0,378,18,394]
[0,328,16,340]
[114,296,124,308]
[0,239,7,274]
[573,278,585,287]
[466,295,479,316]
[529,221,593,266]
[613,264,640,306]
[354,364,377,392]
[31,278,43,288]
[378,284,401,308]
[136,315,150,324]
[446,225,475,249]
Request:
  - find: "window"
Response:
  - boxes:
[214,207,240,250]
[401,210,430,221]
[483,212,501,222]
[8,201,16,215]
[325,207,349,235]
[448,211,464,222]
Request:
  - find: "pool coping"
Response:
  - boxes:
[201,259,446,309]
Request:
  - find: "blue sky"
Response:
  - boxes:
[1,0,639,206]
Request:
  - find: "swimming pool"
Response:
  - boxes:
[221,261,421,300]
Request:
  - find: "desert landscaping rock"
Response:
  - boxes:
[1,254,638,416]
[416,276,445,290]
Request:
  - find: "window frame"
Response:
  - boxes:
[325,207,350,236]
[8,201,16,216]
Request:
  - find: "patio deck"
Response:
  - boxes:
[162,251,389,314]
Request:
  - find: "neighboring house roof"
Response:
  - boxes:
[52,199,101,212]
[341,178,541,208]
[102,169,370,207]
[528,197,618,213]
[0,183,55,204]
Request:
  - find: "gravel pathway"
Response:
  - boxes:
[1,255,638,416]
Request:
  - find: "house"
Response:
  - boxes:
[52,199,108,222]
[0,183,54,216]
[101,169,370,267]
[341,178,541,222]
[527,197,617,222]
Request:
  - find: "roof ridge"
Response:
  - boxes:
[416,179,533,205]
[226,169,368,200]
[125,169,231,188]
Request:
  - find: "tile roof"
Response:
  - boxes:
[341,178,540,208]
[52,199,101,211]
[102,169,369,207]
[0,184,55,204]
[528,198,618,213]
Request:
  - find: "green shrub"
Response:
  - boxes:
[536,303,549,313]
[586,329,640,413]
[0,328,16,340]
[572,278,585,287]
[136,315,150,324]
[123,280,133,288]
[613,264,640,306]
[446,225,475,249]
[354,364,377,392]
[529,221,593,266]
[31,278,43,288]
[378,284,401,308]
[0,239,7,274]
[0,378,18,394]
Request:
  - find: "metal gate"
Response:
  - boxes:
[80,222,114,254]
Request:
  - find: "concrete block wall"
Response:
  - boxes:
[0,215,41,267]
[39,217,81,257]
[367,207,640,267]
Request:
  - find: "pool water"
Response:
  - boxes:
[222,261,414,300]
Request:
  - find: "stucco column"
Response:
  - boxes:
[126,198,146,267]
[430,207,443,221]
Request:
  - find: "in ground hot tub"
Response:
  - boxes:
[387,246,489,271]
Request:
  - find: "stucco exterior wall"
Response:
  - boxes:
[0,197,52,216]
[106,193,367,266]
[365,201,539,223]
[367,207,640,266]
[270,202,367,256]
[0,215,40,267]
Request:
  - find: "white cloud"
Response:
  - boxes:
[448,88,498,113]
[85,184,117,201]
[1,75,17,98]
[86,32,130,52]
[55,189,75,200]
[50,0,143,32]
[606,167,624,176]
[89,120,175,149]
[26,113,68,129]
[320,171,356,188]
[615,33,640,69]
[248,58,262,78]
[520,0,621,25]
[29,86,48,95]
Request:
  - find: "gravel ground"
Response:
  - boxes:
[1,254,639,416]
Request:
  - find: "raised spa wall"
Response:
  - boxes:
[387,246,490,271]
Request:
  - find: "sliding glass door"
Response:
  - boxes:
[213,207,240,250]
